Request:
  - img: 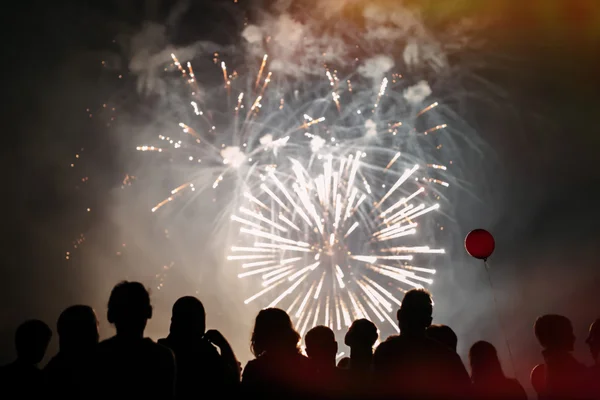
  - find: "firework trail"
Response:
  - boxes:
[137,50,451,334]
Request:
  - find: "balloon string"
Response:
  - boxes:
[484,259,517,377]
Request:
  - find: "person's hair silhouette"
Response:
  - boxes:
[305,325,337,368]
[57,305,99,353]
[469,340,509,381]
[107,281,152,337]
[469,341,527,400]
[242,308,312,399]
[15,319,52,365]
[250,308,301,356]
[397,288,433,334]
[534,314,575,352]
[169,296,206,338]
[427,324,458,352]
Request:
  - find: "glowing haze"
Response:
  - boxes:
[118,0,476,343]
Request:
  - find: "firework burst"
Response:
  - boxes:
[230,148,446,336]
[137,51,451,335]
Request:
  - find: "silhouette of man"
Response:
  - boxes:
[533,314,590,399]
[427,324,458,352]
[44,305,99,399]
[93,281,175,400]
[0,319,52,398]
[469,340,527,400]
[339,319,378,372]
[337,319,378,399]
[158,296,240,399]
[373,288,471,399]
[305,326,343,399]
[306,326,338,370]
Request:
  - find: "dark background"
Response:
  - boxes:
[2,0,599,394]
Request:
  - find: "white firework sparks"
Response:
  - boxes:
[137,51,452,336]
[229,150,445,336]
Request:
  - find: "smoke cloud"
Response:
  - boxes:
[84,0,481,364]
[358,55,395,84]
[403,80,432,105]
[128,22,221,96]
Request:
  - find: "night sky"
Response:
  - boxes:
[2,0,599,393]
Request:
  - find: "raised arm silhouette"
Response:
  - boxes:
[158,296,240,399]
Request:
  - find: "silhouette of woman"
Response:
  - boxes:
[241,308,314,399]
[469,341,527,400]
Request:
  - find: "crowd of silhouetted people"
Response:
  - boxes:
[1,281,599,399]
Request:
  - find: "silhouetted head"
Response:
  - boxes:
[169,296,206,338]
[15,319,52,365]
[469,341,505,383]
[426,324,458,352]
[534,314,575,352]
[345,319,378,350]
[585,318,600,361]
[57,305,99,353]
[107,281,152,336]
[305,325,337,367]
[250,308,300,357]
[397,289,433,334]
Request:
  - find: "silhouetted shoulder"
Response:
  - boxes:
[0,361,44,397]
[242,353,313,382]
[372,335,400,370]
[96,336,118,351]
[152,338,174,353]
[155,337,179,361]
[139,338,175,369]
[94,337,176,399]
[242,353,314,399]
[241,358,259,380]
[374,335,400,353]
[155,340,176,359]
[506,378,528,400]
[382,334,400,343]
[373,335,408,356]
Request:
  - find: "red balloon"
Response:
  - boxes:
[465,229,495,260]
